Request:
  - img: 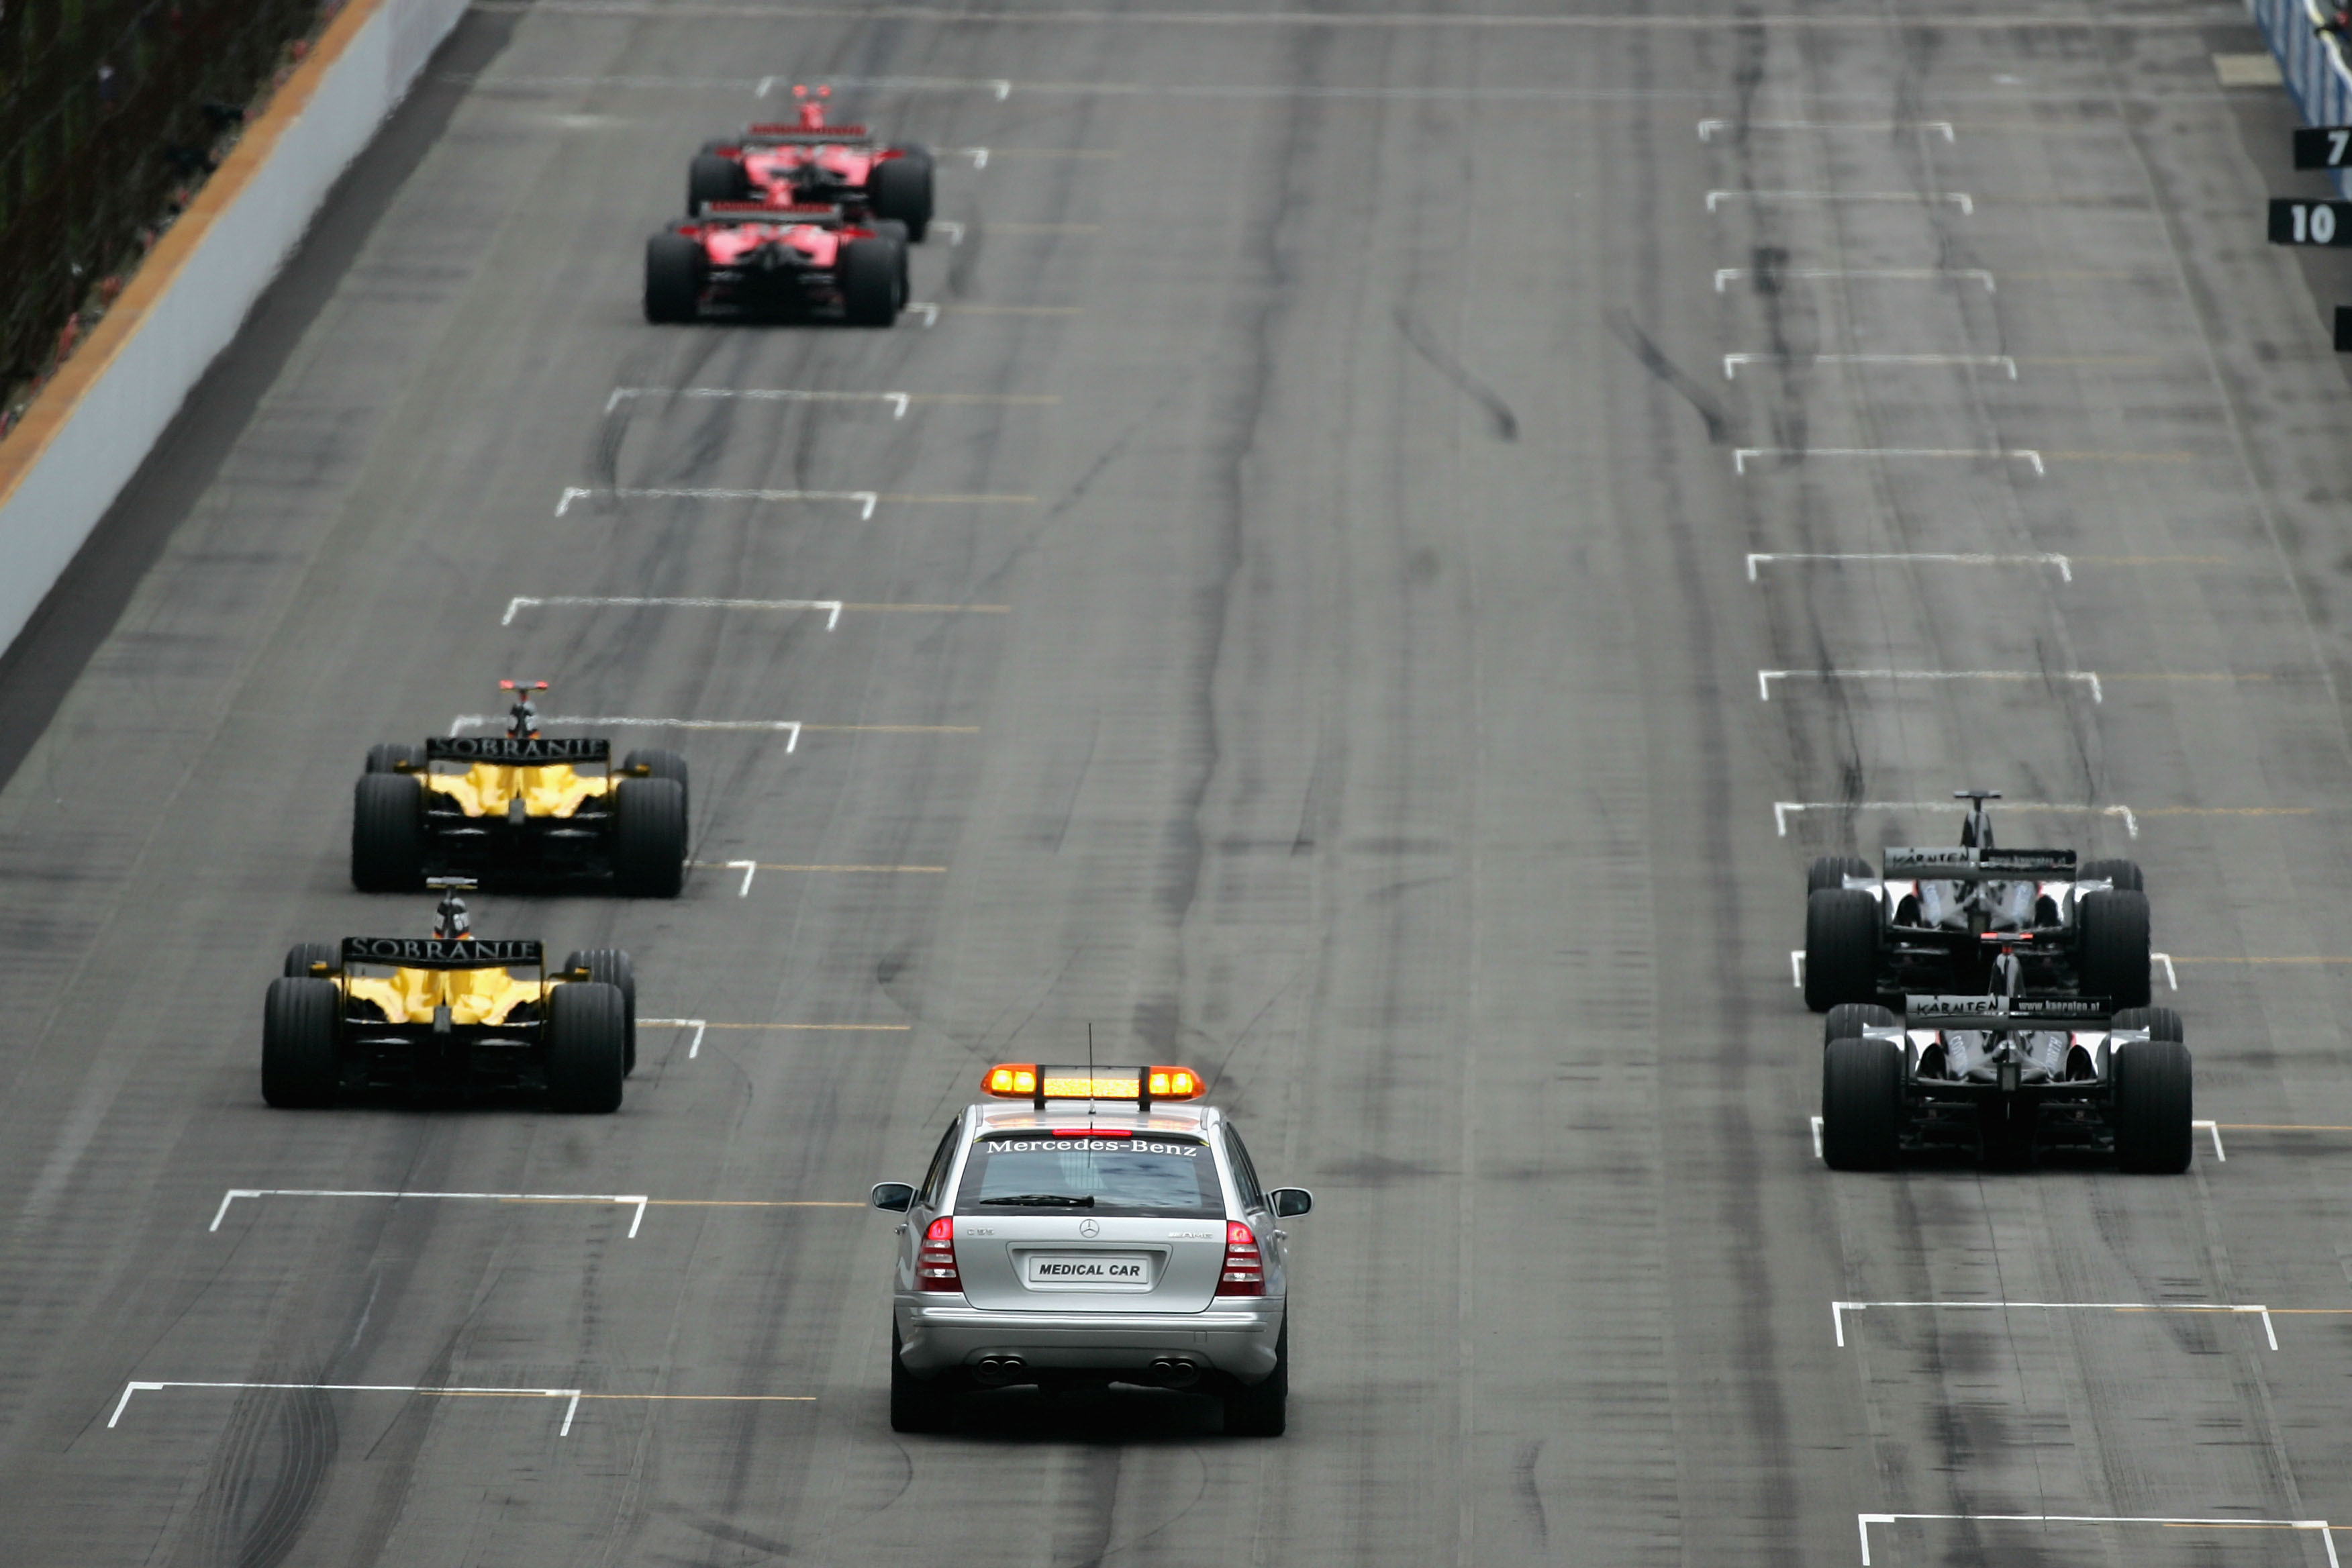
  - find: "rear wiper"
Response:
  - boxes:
[978,1193,1096,1208]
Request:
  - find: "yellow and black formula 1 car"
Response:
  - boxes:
[267,881,637,1111]
[352,681,688,896]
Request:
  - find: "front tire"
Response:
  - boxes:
[889,1322,954,1433]
[1804,889,1881,1013]
[869,151,933,241]
[263,977,341,1108]
[2112,1037,2193,1173]
[1821,1036,1904,1171]
[1807,854,1873,893]
[546,981,626,1113]
[352,773,424,892]
[612,777,687,897]
[620,748,690,820]
[2079,857,2145,894]
[2110,1006,2184,1042]
[1222,1318,1288,1436]
[687,151,748,212]
[364,742,420,774]
[1824,1001,1897,1044]
[283,942,338,979]
[2078,888,2151,1008]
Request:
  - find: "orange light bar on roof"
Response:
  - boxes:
[985,1065,1038,1097]
[981,1063,1205,1104]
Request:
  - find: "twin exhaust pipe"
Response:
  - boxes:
[969,1355,1203,1389]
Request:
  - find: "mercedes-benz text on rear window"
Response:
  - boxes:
[954,1133,1222,1219]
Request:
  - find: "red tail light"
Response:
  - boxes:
[917,1215,962,1293]
[1216,1220,1264,1296]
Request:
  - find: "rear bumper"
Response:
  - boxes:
[895,1295,1285,1382]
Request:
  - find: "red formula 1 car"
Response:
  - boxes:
[687,85,934,242]
[644,202,905,326]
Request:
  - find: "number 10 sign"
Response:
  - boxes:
[2270,199,2352,245]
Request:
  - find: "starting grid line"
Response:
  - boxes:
[1725,353,2014,380]
[1698,118,1955,141]
[446,715,980,750]
[1759,668,2104,702]
[692,859,946,895]
[1747,551,2071,581]
[1855,1514,2342,1568]
[207,1187,866,1238]
[107,1381,817,1436]
[642,1018,912,1059]
[554,486,1034,519]
[605,387,1061,416]
[500,596,1012,627]
[1831,1299,2280,1351]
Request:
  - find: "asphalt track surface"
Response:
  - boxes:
[12,3,2352,1565]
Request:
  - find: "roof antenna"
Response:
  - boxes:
[1086,1021,1095,1124]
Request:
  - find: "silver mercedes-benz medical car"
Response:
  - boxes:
[871,1063,1312,1436]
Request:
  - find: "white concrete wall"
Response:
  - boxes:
[0,0,470,660]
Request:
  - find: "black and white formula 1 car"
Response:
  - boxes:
[1819,989,2192,1172]
[1802,791,2151,1013]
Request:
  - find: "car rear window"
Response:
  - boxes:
[954,1133,1222,1219]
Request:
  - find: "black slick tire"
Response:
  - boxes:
[611,777,687,897]
[283,942,339,979]
[560,948,638,1075]
[546,981,626,1113]
[619,748,690,820]
[889,1321,954,1433]
[644,232,703,324]
[1804,889,1880,1013]
[2077,889,2152,1008]
[364,742,421,775]
[1807,854,1873,894]
[869,151,932,241]
[687,152,748,211]
[2079,858,2145,894]
[263,977,341,1108]
[2110,1006,2184,1042]
[2112,1037,2193,1173]
[1821,1036,1904,1170]
[839,236,899,325]
[1222,1318,1288,1437]
[1824,1002,1898,1044]
[351,773,425,893]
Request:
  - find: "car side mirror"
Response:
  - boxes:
[1269,1187,1314,1218]
[871,1182,916,1212]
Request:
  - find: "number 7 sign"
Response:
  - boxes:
[2294,127,2352,167]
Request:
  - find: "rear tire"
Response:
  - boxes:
[351,773,424,893]
[612,777,687,897]
[2110,1006,2184,1042]
[890,1322,954,1433]
[263,977,341,1108]
[1824,1001,1898,1044]
[839,236,900,326]
[1804,889,1881,1013]
[687,151,748,211]
[1821,1036,1904,1170]
[560,948,638,1075]
[1222,1318,1288,1437]
[644,232,704,324]
[283,942,338,979]
[869,151,933,241]
[619,748,690,820]
[1807,854,1873,893]
[2079,857,2145,894]
[2112,1037,2192,1173]
[364,742,420,775]
[2078,888,2151,1008]
[546,981,626,1113]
